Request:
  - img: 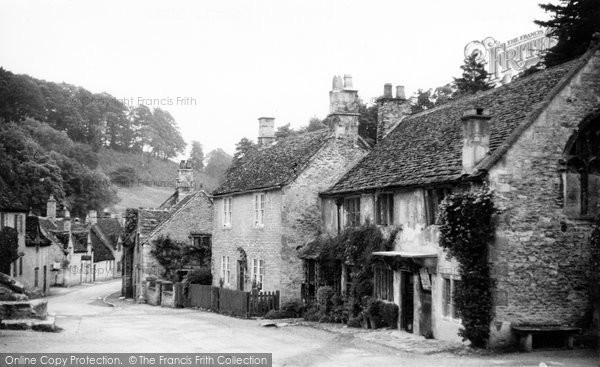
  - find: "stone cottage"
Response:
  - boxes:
[211,75,370,302]
[315,44,600,348]
[121,162,213,300]
[90,213,124,282]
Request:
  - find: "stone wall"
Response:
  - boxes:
[487,49,600,347]
[281,138,368,302]
[211,190,284,293]
[139,193,213,288]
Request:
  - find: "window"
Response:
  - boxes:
[223,197,232,227]
[251,258,265,289]
[564,117,600,217]
[191,234,212,267]
[373,265,394,301]
[19,257,22,275]
[344,197,360,227]
[253,193,266,227]
[34,267,39,287]
[376,193,394,226]
[220,256,230,284]
[425,188,452,225]
[442,277,461,319]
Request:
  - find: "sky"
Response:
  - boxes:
[0,0,553,156]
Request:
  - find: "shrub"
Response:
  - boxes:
[347,315,362,328]
[109,166,137,186]
[185,267,212,285]
[303,304,322,322]
[381,302,399,329]
[281,299,304,318]
[264,310,284,319]
[364,297,386,329]
[316,286,334,313]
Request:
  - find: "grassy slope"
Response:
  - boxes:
[97,149,221,212]
[108,185,174,212]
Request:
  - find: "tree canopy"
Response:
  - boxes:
[535,0,600,67]
[189,141,205,171]
[0,67,186,159]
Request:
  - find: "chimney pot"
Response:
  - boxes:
[383,83,393,98]
[396,85,406,99]
[47,195,57,219]
[343,74,353,89]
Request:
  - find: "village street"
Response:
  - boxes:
[0,281,597,367]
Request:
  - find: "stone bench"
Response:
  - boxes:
[512,325,580,352]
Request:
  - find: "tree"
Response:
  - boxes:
[358,102,378,144]
[189,141,205,171]
[204,148,232,184]
[411,89,435,114]
[535,0,600,67]
[453,54,494,98]
[232,138,257,163]
[0,227,18,274]
[275,123,296,139]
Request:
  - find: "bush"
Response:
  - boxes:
[109,166,137,186]
[364,297,385,329]
[381,302,399,329]
[281,299,304,318]
[264,310,284,319]
[185,267,212,285]
[347,315,362,328]
[303,304,322,322]
[316,286,334,313]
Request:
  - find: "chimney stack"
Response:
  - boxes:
[376,83,411,143]
[63,204,71,232]
[87,210,97,225]
[46,195,56,220]
[176,160,194,197]
[461,107,491,174]
[258,117,275,147]
[328,74,360,140]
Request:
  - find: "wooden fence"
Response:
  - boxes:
[182,283,279,318]
[189,284,212,309]
[249,291,280,317]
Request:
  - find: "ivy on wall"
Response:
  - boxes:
[311,224,398,316]
[590,215,600,346]
[438,186,496,348]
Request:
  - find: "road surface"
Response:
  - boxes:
[0,280,597,367]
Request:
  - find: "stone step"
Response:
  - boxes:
[1,315,56,332]
[0,299,48,320]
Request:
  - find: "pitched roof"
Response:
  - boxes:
[71,231,89,253]
[213,129,331,196]
[138,209,171,237]
[142,191,212,244]
[90,230,115,262]
[324,58,582,195]
[25,216,52,247]
[95,218,123,244]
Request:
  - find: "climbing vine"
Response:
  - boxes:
[310,224,398,317]
[150,235,189,281]
[438,185,496,348]
[124,208,139,246]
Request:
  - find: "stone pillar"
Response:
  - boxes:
[258,117,275,147]
[461,108,491,174]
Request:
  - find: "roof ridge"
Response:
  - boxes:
[142,191,205,243]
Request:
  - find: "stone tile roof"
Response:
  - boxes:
[54,232,70,250]
[138,209,171,237]
[71,231,89,253]
[95,218,123,244]
[213,129,331,196]
[141,191,211,244]
[324,59,581,195]
[25,217,52,247]
[90,230,115,262]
